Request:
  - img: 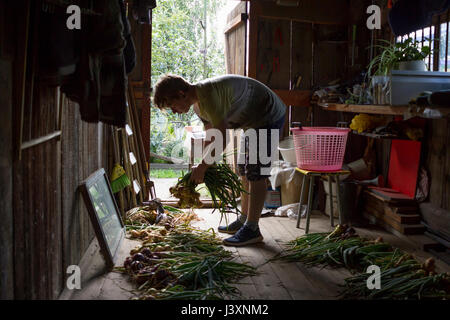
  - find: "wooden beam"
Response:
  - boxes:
[257,0,349,25]
[224,13,248,34]
[13,0,31,161]
[141,21,152,163]
[149,152,185,164]
[247,0,261,79]
[21,131,62,150]
[141,24,151,86]
[273,89,311,107]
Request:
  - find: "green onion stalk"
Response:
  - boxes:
[119,224,257,300]
[271,224,450,300]
[170,162,247,222]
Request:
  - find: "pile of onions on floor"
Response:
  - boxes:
[117,207,257,300]
[272,224,450,300]
[125,205,200,241]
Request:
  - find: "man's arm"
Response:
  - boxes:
[201,119,227,165]
[190,117,228,184]
[194,104,228,164]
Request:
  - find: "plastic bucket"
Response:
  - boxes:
[278,136,297,164]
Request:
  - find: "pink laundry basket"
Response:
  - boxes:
[290,126,350,171]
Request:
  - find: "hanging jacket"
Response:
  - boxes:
[119,0,136,74]
[62,0,128,127]
[38,1,79,85]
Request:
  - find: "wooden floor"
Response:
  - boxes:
[193,209,450,300]
[61,208,450,300]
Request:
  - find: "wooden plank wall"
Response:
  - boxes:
[61,98,107,279]
[425,119,450,210]
[311,24,349,128]
[129,18,143,83]
[255,16,290,138]
[0,0,126,299]
[0,58,14,300]
[249,0,350,138]
[12,84,63,300]
[9,85,108,299]
[256,18,290,87]
[128,18,151,162]
[291,21,313,127]
[225,1,247,75]
[0,21,109,298]
[256,0,349,25]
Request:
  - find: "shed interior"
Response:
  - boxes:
[1,0,450,303]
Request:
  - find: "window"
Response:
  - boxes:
[395,10,450,72]
[439,19,449,71]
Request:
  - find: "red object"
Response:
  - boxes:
[388,0,393,8]
[275,27,283,46]
[273,56,280,72]
[387,140,421,198]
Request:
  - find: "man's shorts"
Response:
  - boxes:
[237,114,286,181]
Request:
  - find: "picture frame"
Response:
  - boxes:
[80,168,125,269]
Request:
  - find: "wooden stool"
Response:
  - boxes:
[295,168,351,234]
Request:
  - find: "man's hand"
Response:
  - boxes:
[190,163,209,184]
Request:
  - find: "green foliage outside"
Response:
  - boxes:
[150,0,226,162]
[150,169,183,179]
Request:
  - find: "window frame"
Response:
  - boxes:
[394,8,450,72]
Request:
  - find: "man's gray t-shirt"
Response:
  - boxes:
[195,75,286,129]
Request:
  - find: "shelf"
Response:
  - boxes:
[319,103,450,119]
[350,130,409,140]
[318,40,349,44]
[319,103,407,115]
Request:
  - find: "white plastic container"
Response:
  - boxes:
[278,136,296,165]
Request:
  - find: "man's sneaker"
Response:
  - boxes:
[218,219,244,234]
[222,225,263,247]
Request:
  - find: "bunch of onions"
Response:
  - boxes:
[169,184,202,209]
[170,163,246,216]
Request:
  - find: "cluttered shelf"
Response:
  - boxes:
[318,102,450,119]
[318,103,408,115]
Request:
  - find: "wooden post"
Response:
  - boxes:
[141,22,152,162]
[13,0,31,161]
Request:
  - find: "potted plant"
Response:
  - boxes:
[393,38,432,71]
[367,38,432,104]
[368,38,432,76]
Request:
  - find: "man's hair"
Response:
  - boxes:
[153,74,191,109]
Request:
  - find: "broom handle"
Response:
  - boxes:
[120,127,137,208]
[126,95,147,201]
[128,86,152,200]
[111,126,125,217]
[129,85,149,175]
[128,84,152,200]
